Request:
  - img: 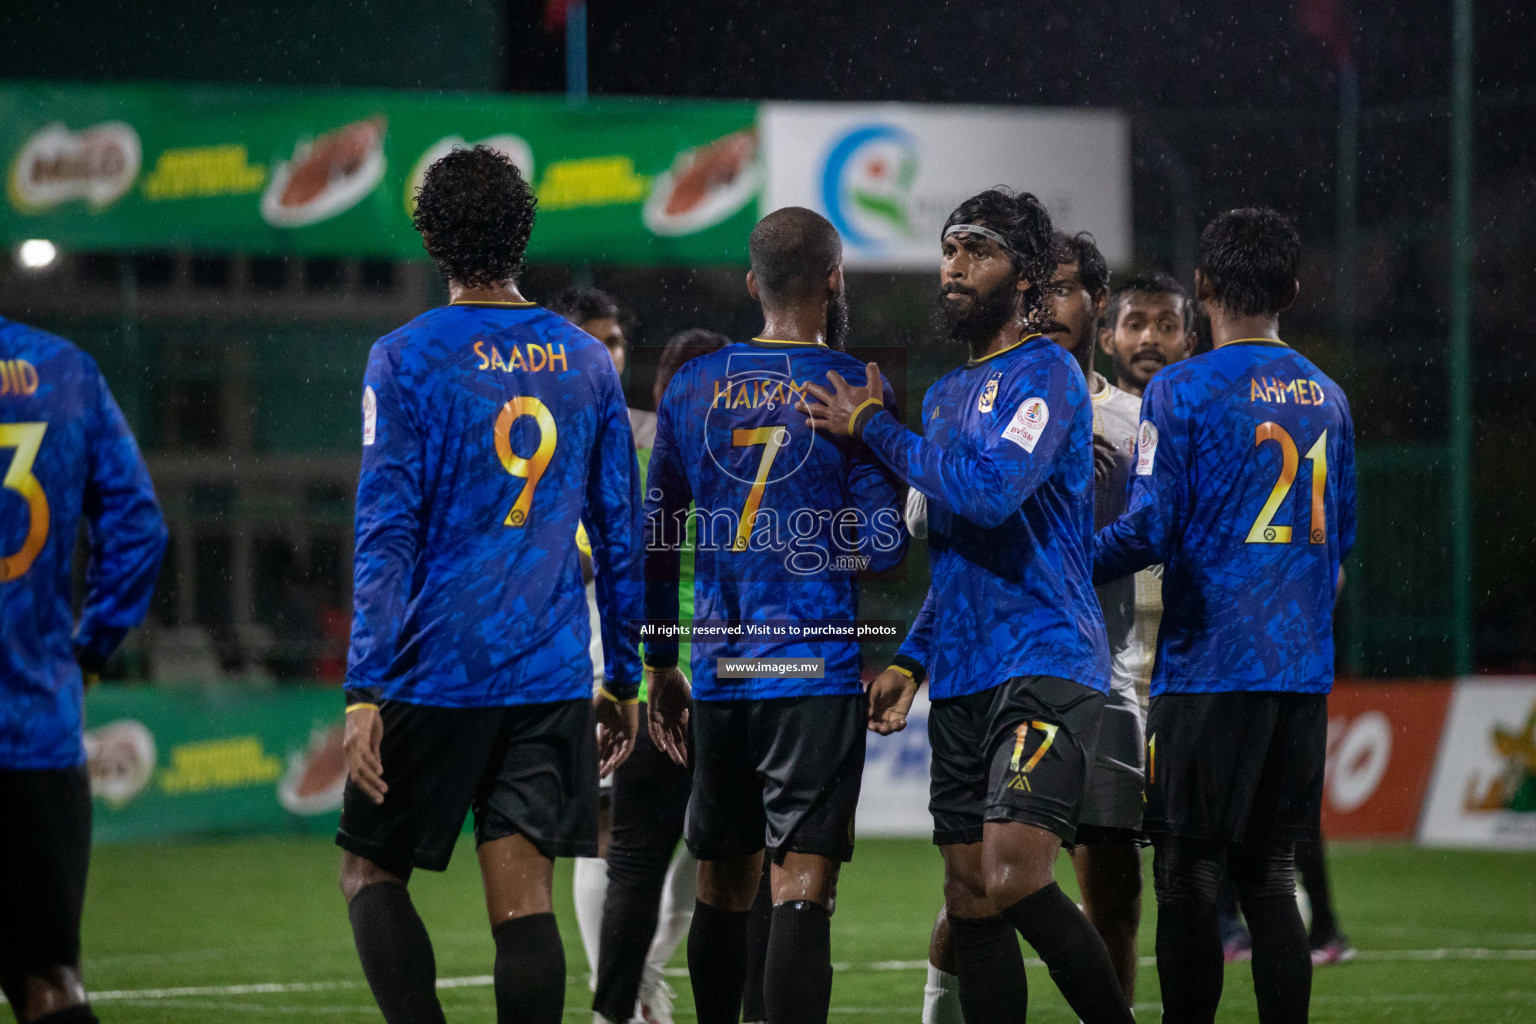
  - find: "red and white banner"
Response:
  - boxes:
[1419,678,1536,849]
[1321,680,1453,839]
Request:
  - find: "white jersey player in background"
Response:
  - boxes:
[1093,270,1197,711]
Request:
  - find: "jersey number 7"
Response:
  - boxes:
[730,426,789,552]
[0,421,50,581]
[1246,422,1327,545]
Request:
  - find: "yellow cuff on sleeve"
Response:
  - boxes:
[597,685,640,706]
[345,702,380,713]
[887,663,915,680]
[848,397,884,435]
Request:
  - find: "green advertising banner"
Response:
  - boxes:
[0,82,762,264]
[85,684,349,843]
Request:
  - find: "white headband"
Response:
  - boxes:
[943,223,1017,258]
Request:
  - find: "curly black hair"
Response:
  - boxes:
[411,146,537,288]
[1051,230,1110,299]
[1197,207,1301,318]
[942,187,1055,323]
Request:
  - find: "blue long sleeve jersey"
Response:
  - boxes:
[643,339,908,699]
[1,318,167,769]
[347,302,644,707]
[1093,340,1357,697]
[869,334,1109,700]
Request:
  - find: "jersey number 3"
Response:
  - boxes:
[1246,422,1327,545]
[0,421,50,581]
[494,398,556,527]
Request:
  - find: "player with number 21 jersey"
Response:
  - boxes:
[1094,339,1355,695]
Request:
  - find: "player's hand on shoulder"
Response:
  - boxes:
[1093,434,1118,483]
[866,667,918,736]
[594,694,640,777]
[343,705,387,805]
[801,361,885,437]
[645,665,692,766]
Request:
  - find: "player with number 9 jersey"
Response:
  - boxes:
[337,146,643,1024]
[347,301,643,710]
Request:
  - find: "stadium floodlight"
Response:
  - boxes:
[16,238,59,271]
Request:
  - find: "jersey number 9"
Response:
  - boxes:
[493,398,557,528]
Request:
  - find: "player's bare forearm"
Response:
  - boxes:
[645,665,691,766]
[866,668,918,736]
[594,695,639,777]
[343,706,387,805]
[800,362,885,437]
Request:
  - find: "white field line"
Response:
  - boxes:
[2,949,1531,1007]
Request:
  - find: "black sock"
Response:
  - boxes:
[949,914,1028,1024]
[763,901,834,1024]
[688,899,751,1024]
[1243,897,1312,1024]
[1155,897,1223,1024]
[1001,883,1134,1024]
[29,1006,99,1024]
[742,861,774,1021]
[1294,840,1338,943]
[348,881,446,1024]
[492,912,566,1024]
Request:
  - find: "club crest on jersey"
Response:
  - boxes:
[1136,420,1158,476]
[362,386,377,446]
[1001,396,1049,453]
[977,375,1000,413]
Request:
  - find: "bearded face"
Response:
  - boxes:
[826,291,850,351]
[933,270,1021,348]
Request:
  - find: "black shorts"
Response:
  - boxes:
[686,694,865,864]
[929,675,1105,846]
[0,766,92,974]
[336,698,598,877]
[1143,691,1326,843]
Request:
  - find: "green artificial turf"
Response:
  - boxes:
[32,837,1535,1022]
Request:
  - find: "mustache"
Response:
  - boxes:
[940,284,978,298]
[1039,321,1071,335]
[1132,348,1167,364]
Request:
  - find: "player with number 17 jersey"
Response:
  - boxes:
[1093,341,1356,696]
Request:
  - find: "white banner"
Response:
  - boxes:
[1419,678,1536,848]
[761,103,1131,270]
[857,691,932,837]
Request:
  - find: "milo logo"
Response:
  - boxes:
[9,121,142,211]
